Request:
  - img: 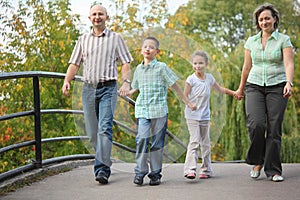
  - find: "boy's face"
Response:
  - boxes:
[192,55,207,73]
[141,39,160,61]
[88,5,109,29]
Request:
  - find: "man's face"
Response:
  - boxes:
[88,5,108,28]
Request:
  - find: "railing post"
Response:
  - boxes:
[33,76,42,168]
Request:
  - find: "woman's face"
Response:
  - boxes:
[258,9,276,33]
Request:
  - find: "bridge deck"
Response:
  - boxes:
[1,162,299,200]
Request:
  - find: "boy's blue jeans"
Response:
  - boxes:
[82,82,117,178]
[134,115,168,179]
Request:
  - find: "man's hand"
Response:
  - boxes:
[62,82,71,96]
[118,82,130,96]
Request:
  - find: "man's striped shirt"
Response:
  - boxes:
[69,28,133,84]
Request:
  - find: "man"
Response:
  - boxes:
[62,4,133,184]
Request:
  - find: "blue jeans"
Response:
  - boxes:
[82,82,117,178]
[134,115,168,179]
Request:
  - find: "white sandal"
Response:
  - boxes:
[272,174,284,182]
[250,166,261,179]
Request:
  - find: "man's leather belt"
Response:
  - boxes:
[96,80,116,88]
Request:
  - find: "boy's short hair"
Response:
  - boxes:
[144,36,160,49]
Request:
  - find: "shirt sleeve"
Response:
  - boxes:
[131,65,139,90]
[186,75,193,86]
[162,64,179,86]
[68,38,83,66]
[208,73,216,86]
[116,34,134,64]
[282,35,293,49]
[244,37,252,51]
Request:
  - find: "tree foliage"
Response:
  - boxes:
[1,0,299,174]
[0,0,87,173]
[99,0,169,32]
[167,0,299,54]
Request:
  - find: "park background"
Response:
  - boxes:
[0,0,299,174]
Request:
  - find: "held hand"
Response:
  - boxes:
[188,102,197,111]
[118,82,130,97]
[62,82,70,96]
[233,89,244,100]
[128,89,137,96]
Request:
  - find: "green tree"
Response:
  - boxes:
[103,0,169,32]
[0,0,87,173]
[167,0,299,54]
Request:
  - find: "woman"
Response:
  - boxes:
[235,3,294,182]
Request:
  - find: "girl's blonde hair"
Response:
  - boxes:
[190,50,209,64]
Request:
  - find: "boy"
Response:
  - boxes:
[129,36,195,186]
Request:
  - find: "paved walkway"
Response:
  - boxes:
[1,162,300,200]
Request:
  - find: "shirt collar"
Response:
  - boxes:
[253,31,279,41]
[90,27,108,37]
[141,58,158,67]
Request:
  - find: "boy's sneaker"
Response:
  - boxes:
[149,177,161,186]
[95,172,108,184]
[133,175,144,185]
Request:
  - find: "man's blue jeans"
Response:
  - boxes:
[82,82,117,178]
[134,115,168,179]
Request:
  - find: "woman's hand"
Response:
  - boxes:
[234,88,244,100]
[283,82,293,98]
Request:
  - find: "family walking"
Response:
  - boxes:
[62,2,294,185]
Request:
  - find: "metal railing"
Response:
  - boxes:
[0,71,187,182]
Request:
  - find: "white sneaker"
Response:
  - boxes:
[272,174,284,182]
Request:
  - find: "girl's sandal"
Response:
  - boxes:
[186,172,196,179]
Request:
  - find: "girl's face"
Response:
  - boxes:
[258,9,276,33]
[192,55,207,73]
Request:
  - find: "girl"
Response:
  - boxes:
[183,50,234,179]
